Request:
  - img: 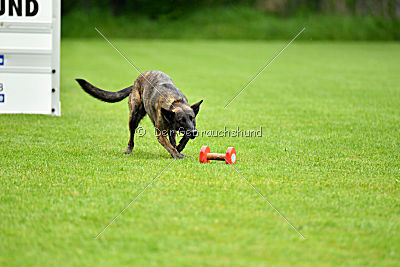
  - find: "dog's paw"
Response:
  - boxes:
[125,147,133,154]
[173,153,185,159]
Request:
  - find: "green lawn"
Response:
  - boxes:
[1,40,399,266]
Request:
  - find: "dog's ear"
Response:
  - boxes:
[161,108,175,123]
[191,100,203,116]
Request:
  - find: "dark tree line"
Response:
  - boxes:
[62,0,400,18]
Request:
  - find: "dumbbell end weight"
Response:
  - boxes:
[225,147,237,165]
[199,145,211,163]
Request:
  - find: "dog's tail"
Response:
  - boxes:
[76,79,133,103]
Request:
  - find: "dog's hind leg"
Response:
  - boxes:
[125,88,146,154]
[125,108,145,154]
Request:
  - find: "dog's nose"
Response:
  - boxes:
[189,129,198,139]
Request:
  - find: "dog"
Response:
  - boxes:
[76,70,203,159]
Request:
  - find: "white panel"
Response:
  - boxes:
[0,32,52,50]
[0,0,52,23]
[0,0,60,116]
[0,73,52,114]
[0,53,51,68]
[50,0,60,116]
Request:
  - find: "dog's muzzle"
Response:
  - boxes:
[188,129,198,139]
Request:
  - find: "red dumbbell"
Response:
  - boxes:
[199,145,237,165]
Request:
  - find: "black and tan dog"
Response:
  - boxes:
[76,71,203,159]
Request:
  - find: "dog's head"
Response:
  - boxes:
[161,100,203,139]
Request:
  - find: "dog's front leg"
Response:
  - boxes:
[169,130,177,148]
[157,131,184,159]
[176,136,190,152]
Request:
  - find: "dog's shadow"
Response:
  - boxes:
[123,148,193,161]
[125,148,172,160]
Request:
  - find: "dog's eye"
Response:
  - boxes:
[189,116,194,121]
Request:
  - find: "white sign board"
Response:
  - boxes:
[0,0,60,115]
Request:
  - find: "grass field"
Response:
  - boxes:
[1,39,399,266]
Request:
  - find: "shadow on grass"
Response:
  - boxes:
[124,148,172,160]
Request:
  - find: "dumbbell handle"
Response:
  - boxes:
[207,153,226,161]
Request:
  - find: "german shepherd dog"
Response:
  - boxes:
[76,71,203,159]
